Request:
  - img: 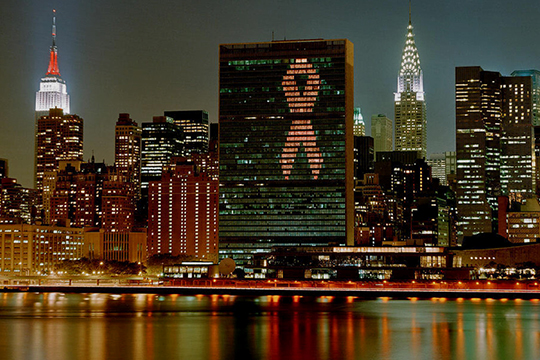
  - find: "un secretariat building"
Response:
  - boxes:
[219,39,354,265]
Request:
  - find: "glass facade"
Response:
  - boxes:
[219,40,354,264]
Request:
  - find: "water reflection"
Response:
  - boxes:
[0,293,538,359]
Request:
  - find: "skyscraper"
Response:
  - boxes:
[371,114,393,154]
[394,6,427,159]
[164,110,209,155]
[148,159,218,260]
[219,39,354,264]
[455,66,537,237]
[35,108,84,192]
[35,10,70,119]
[114,113,142,200]
[353,107,365,136]
[456,67,502,236]
[34,11,80,191]
[140,116,184,193]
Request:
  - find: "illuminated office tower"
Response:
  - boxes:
[394,7,427,159]
[500,74,536,201]
[456,67,538,237]
[456,67,502,236]
[35,10,70,119]
[353,107,365,136]
[34,11,74,189]
[0,159,7,179]
[427,153,446,186]
[511,70,540,197]
[148,159,218,260]
[219,39,354,264]
[114,113,141,199]
[164,110,209,155]
[35,108,83,192]
[140,116,184,193]
[371,114,393,154]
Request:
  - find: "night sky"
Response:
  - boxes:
[1,0,540,187]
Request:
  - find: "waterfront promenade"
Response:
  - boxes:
[2,278,540,300]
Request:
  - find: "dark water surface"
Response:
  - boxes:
[0,292,539,360]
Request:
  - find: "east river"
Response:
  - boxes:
[0,292,539,360]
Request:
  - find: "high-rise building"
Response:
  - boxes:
[0,178,40,224]
[353,107,366,136]
[427,153,446,186]
[371,114,393,154]
[148,159,218,260]
[394,7,427,159]
[501,74,536,201]
[456,67,502,236]
[0,159,8,180]
[35,11,70,119]
[35,11,72,189]
[35,108,83,192]
[456,66,538,237]
[219,39,354,264]
[140,116,184,193]
[164,110,209,155]
[114,113,142,199]
[354,136,374,181]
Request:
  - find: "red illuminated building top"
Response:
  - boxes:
[46,10,60,76]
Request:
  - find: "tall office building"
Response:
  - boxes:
[354,136,374,181]
[164,110,209,155]
[501,74,536,201]
[371,114,393,154]
[0,159,8,179]
[456,67,502,236]
[35,10,70,119]
[35,108,83,192]
[148,159,218,260]
[353,107,366,136]
[427,153,446,186]
[140,116,184,192]
[34,11,80,191]
[219,39,354,264]
[456,66,537,237]
[394,7,427,159]
[114,113,142,200]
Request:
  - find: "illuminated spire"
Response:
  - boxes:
[46,9,60,76]
[399,6,421,78]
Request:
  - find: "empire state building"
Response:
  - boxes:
[394,5,427,159]
[34,11,82,191]
[35,10,70,118]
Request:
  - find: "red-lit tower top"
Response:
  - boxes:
[46,9,60,76]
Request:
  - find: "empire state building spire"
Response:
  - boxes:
[394,2,427,159]
[35,9,70,116]
[46,9,60,76]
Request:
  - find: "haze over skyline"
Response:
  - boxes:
[1,0,540,187]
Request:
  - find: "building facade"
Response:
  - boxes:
[141,116,184,194]
[0,223,84,275]
[148,159,218,260]
[456,66,538,237]
[371,114,393,154]
[219,39,355,264]
[353,107,365,136]
[114,113,142,201]
[394,10,427,159]
[164,110,210,155]
[35,108,84,192]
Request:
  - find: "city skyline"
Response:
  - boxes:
[2,1,540,187]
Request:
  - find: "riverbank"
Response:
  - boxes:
[3,281,540,300]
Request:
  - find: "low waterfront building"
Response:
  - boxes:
[84,228,146,263]
[0,223,84,275]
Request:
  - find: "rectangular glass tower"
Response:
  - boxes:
[219,39,354,265]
